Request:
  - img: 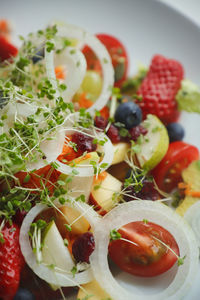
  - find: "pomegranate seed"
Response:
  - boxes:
[13,209,27,225]
[123,171,160,202]
[71,132,97,153]
[72,232,95,263]
[94,116,108,130]
[129,125,147,142]
[107,124,121,143]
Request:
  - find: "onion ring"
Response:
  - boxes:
[53,22,114,114]
[184,201,200,247]
[20,201,100,287]
[90,200,199,300]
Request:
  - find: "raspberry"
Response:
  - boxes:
[129,125,147,142]
[137,55,184,125]
[71,132,97,153]
[72,232,95,263]
[107,124,121,143]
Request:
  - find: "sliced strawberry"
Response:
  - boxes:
[137,55,184,124]
[0,34,18,62]
[0,222,24,300]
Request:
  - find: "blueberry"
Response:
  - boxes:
[32,47,44,64]
[166,122,185,142]
[14,288,35,300]
[114,101,142,129]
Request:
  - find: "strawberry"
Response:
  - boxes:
[0,35,18,62]
[0,222,24,300]
[137,54,184,124]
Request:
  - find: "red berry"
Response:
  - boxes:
[123,178,160,202]
[71,132,97,153]
[13,210,27,226]
[107,124,121,143]
[0,35,18,62]
[0,222,24,300]
[137,55,184,125]
[94,116,108,130]
[129,125,147,142]
[72,232,95,263]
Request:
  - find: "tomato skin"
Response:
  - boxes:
[96,34,128,87]
[109,221,179,277]
[152,141,199,193]
[82,33,129,87]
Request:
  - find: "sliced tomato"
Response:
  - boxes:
[82,45,102,74]
[109,221,179,277]
[82,33,129,87]
[152,141,199,193]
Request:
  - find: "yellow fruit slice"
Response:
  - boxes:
[77,280,110,300]
[112,142,130,165]
[176,196,200,216]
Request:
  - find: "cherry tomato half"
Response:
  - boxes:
[109,221,179,277]
[152,141,199,193]
[82,33,129,87]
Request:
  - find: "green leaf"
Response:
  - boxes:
[110,229,121,241]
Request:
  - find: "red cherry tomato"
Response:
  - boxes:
[82,33,129,87]
[109,221,179,277]
[152,141,199,193]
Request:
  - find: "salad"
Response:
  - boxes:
[0,19,200,300]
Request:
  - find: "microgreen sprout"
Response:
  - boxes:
[29,219,47,263]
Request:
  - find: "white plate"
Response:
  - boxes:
[1,0,200,299]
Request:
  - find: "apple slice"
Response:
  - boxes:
[90,172,122,215]
[42,220,74,270]
[55,205,90,236]
[112,142,130,165]
[77,280,110,300]
[69,151,99,167]
[59,151,100,200]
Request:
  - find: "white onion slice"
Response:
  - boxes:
[20,201,100,287]
[184,201,200,247]
[90,200,199,300]
[0,101,65,171]
[54,46,87,102]
[54,22,114,114]
[45,42,58,99]
[0,102,37,134]
[56,128,114,177]
[26,128,65,171]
